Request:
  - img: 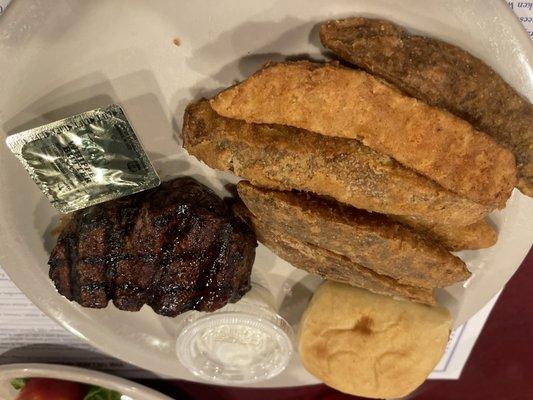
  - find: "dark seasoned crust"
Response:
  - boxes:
[48,177,257,317]
[390,216,496,252]
[211,61,516,208]
[233,202,436,305]
[182,100,496,250]
[320,17,532,196]
[237,182,469,289]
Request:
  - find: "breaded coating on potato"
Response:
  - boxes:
[320,17,532,197]
[182,100,493,250]
[211,61,516,208]
[392,217,497,252]
[237,181,470,289]
[233,202,437,305]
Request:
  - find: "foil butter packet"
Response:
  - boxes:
[6,104,161,213]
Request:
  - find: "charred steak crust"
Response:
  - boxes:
[48,177,257,317]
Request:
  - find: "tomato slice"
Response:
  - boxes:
[16,378,87,400]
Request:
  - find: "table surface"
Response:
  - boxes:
[136,246,533,400]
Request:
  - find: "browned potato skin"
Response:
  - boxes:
[211,61,516,208]
[237,181,470,289]
[392,217,497,252]
[233,202,437,305]
[182,100,490,227]
[320,17,532,197]
[182,100,495,250]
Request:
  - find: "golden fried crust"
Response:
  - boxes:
[320,17,533,197]
[182,100,490,228]
[233,203,436,305]
[391,217,498,252]
[211,61,517,208]
[237,182,469,289]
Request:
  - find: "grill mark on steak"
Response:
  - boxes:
[49,177,257,316]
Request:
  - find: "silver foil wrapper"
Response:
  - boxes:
[6,104,160,213]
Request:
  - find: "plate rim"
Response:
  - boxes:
[0,363,174,400]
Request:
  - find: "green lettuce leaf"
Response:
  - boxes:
[10,378,27,390]
[83,386,122,400]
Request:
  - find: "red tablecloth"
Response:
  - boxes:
[142,247,533,400]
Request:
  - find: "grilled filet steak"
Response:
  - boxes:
[49,177,257,317]
[320,17,533,196]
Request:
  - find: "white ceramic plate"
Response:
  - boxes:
[0,0,532,388]
[0,363,173,400]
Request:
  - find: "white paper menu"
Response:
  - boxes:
[0,2,531,380]
[509,1,533,38]
[0,268,153,378]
